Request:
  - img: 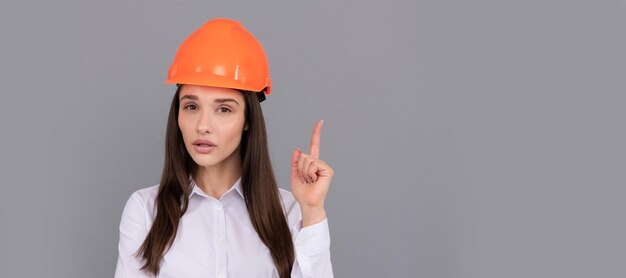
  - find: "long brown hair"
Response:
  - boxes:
[134,85,295,277]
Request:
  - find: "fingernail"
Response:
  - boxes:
[321,120,324,125]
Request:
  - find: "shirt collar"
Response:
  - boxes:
[188,174,244,199]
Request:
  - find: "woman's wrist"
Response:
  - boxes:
[300,206,327,228]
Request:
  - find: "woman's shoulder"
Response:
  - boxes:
[121,183,160,219]
[124,184,159,205]
[129,183,159,203]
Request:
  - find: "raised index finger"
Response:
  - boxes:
[309,120,323,158]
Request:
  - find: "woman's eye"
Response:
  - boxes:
[184,104,197,110]
[218,107,232,113]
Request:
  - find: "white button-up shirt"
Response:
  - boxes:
[114,176,333,277]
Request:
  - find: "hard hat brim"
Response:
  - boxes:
[164,74,271,95]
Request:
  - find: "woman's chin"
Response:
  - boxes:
[196,161,218,168]
[190,155,220,167]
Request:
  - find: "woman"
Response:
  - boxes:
[114,18,334,277]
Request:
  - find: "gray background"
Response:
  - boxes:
[1,0,624,277]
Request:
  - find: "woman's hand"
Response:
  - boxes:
[291,120,334,227]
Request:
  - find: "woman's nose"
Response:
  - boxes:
[197,112,214,134]
[198,126,212,134]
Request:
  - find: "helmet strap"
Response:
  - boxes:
[256,91,266,103]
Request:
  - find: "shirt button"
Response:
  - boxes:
[217,273,224,278]
[215,206,223,212]
[217,238,224,243]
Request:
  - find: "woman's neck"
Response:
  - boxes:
[194,149,242,200]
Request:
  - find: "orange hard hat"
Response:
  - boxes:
[164,18,271,102]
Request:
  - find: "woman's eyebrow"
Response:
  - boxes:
[180,95,198,101]
[180,95,240,106]
[214,98,240,106]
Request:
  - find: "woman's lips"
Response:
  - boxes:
[193,139,216,146]
[193,144,216,154]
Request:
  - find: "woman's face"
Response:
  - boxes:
[178,85,247,169]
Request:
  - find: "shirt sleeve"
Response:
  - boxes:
[290,217,334,278]
[114,192,155,278]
